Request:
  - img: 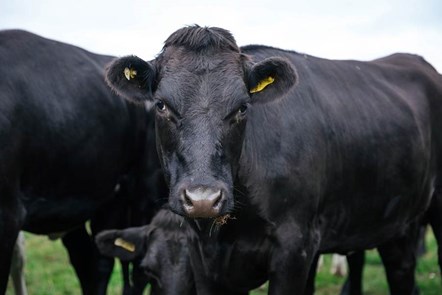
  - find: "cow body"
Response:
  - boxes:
[0,30,156,294]
[106,26,442,294]
[238,45,435,252]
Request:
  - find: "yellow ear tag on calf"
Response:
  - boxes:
[124,67,137,81]
[114,238,135,252]
[250,76,275,93]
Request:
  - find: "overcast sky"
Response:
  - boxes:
[1,0,441,71]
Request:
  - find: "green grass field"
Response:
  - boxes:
[6,231,441,294]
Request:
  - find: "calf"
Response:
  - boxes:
[96,210,195,295]
[104,25,442,294]
[0,30,159,294]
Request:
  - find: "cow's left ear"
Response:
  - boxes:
[95,226,149,261]
[247,57,298,104]
[105,55,157,104]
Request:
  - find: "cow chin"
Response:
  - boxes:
[168,180,233,219]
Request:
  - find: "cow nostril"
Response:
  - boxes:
[212,191,222,209]
[183,191,193,207]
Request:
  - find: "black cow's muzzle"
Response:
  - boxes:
[179,186,227,218]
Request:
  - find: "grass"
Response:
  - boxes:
[6,231,441,294]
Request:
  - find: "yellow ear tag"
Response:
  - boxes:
[250,76,275,93]
[114,238,135,252]
[124,67,137,81]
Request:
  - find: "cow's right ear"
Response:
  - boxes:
[95,226,149,261]
[105,56,156,103]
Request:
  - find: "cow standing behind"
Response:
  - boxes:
[0,30,161,294]
[105,25,442,294]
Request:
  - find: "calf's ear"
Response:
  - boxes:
[247,57,298,104]
[95,226,149,261]
[105,56,156,103]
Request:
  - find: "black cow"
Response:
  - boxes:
[0,30,159,294]
[105,25,442,294]
[96,210,195,295]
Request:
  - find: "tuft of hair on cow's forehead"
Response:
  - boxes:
[162,25,240,53]
[160,47,243,74]
[154,25,250,116]
[157,25,245,73]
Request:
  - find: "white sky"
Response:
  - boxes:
[1,0,441,71]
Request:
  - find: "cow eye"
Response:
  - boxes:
[238,104,248,115]
[156,100,166,112]
[224,103,248,123]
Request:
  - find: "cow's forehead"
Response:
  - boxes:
[159,46,243,74]
[156,47,248,113]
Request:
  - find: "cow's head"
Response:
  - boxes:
[106,26,297,218]
[95,210,195,294]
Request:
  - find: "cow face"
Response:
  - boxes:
[106,26,297,218]
[95,214,195,295]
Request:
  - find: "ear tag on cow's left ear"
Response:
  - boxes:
[124,67,137,81]
[114,238,135,252]
[250,76,275,93]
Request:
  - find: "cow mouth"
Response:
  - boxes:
[214,214,235,226]
[186,213,237,237]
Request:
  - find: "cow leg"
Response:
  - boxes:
[304,253,320,295]
[121,261,132,295]
[268,222,319,295]
[89,220,116,295]
[0,230,18,295]
[130,258,149,295]
[0,183,25,294]
[416,226,427,258]
[340,251,365,295]
[62,226,96,294]
[428,190,442,275]
[11,231,28,295]
[91,252,114,295]
[377,227,420,295]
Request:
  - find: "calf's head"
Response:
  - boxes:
[95,210,194,294]
[106,26,297,218]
